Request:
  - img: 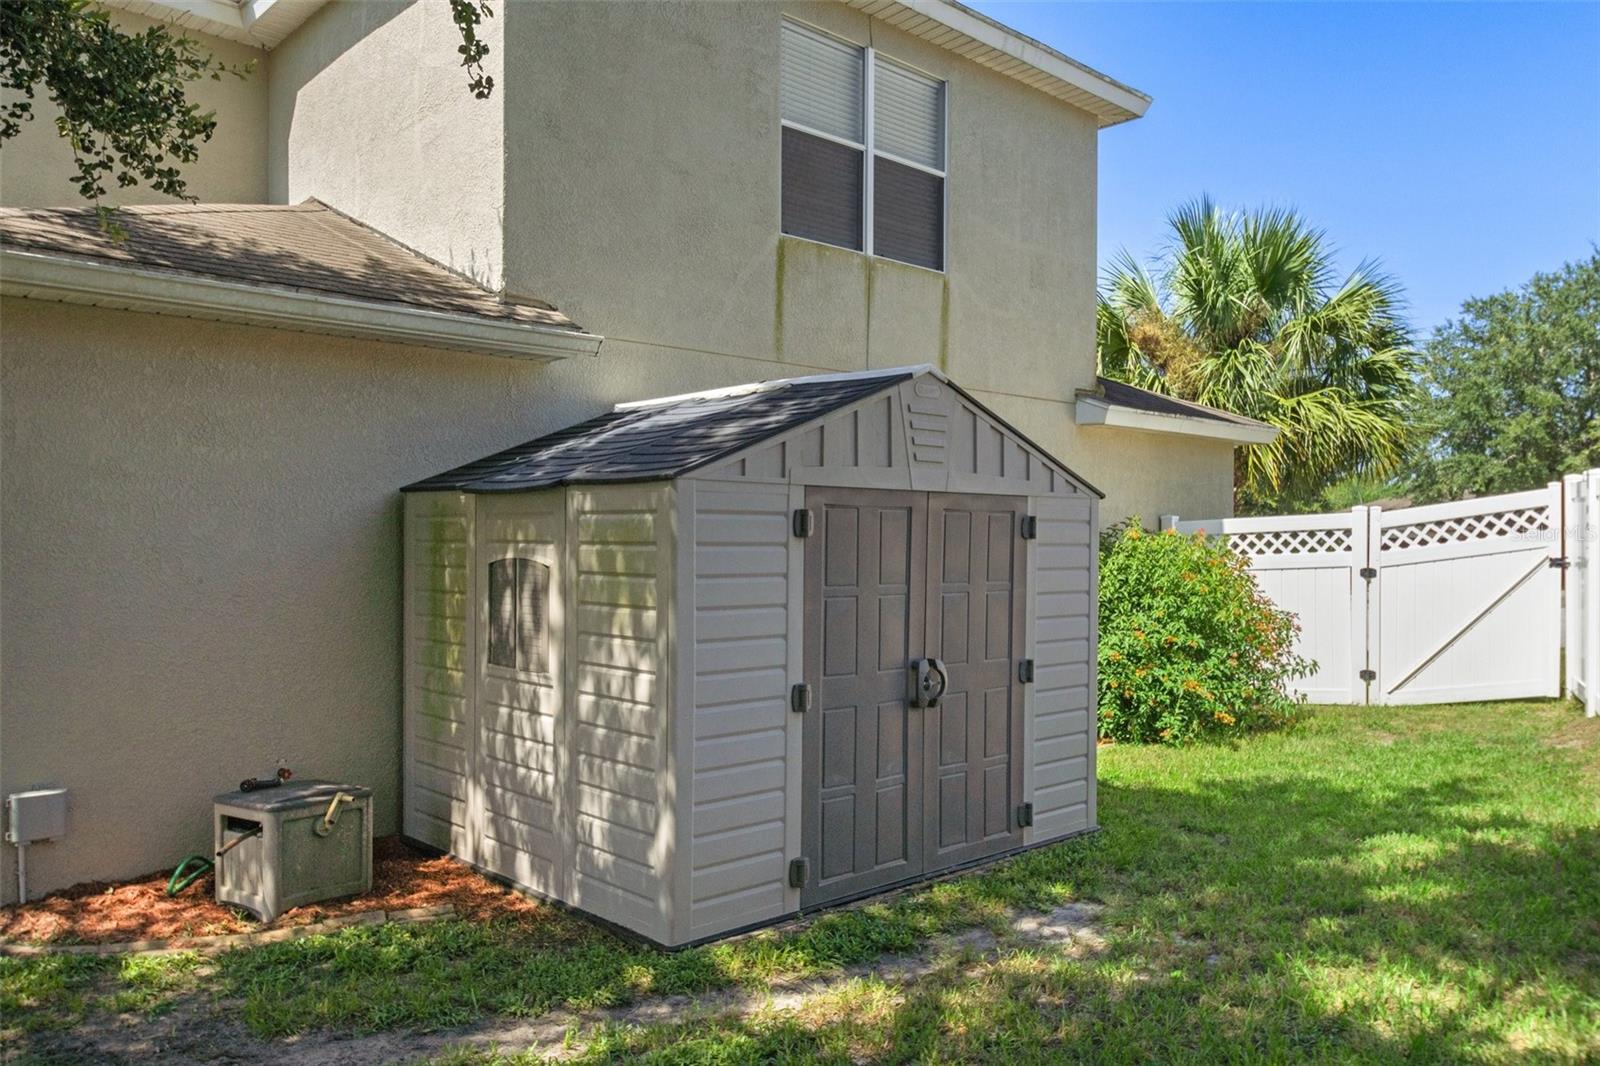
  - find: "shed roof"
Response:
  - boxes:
[406,369,916,492]
[405,366,1100,495]
[1075,377,1279,446]
[0,199,579,332]
[1094,378,1268,429]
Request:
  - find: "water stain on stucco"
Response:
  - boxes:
[773,237,785,360]
[864,256,875,366]
[938,276,950,373]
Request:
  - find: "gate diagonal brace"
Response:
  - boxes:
[1383,554,1551,697]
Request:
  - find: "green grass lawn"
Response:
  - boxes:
[4,701,1597,1063]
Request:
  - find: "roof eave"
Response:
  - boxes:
[1075,395,1280,446]
[0,248,603,362]
[97,0,328,50]
[845,0,1150,127]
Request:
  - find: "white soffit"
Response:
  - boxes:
[105,0,1150,124]
[99,0,327,49]
[844,0,1151,127]
[1075,395,1281,446]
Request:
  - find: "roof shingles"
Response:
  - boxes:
[406,372,916,492]
[1095,377,1270,429]
[0,200,579,331]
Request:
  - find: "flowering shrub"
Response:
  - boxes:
[1098,523,1313,744]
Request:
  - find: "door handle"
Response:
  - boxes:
[909,657,949,709]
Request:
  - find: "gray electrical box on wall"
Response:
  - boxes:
[5,789,68,844]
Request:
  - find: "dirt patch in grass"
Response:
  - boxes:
[0,837,547,946]
[1546,704,1600,775]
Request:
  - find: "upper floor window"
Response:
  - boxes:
[780,20,946,271]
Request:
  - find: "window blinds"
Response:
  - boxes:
[781,22,864,143]
[873,58,944,170]
[779,20,945,270]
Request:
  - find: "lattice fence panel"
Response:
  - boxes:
[1380,506,1550,552]
[1225,526,1352,557]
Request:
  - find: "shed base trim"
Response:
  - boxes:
[398,822,1097,950]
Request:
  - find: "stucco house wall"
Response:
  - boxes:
[1090,429,1236,522]
[0,298,591,903]
[266,0,505,291]
[264,0,1230,522]
[0,10,269,207]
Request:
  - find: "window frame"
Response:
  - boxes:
[779,18,949,273]
[485,554,552,677]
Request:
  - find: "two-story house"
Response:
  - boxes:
[0,0,1272,914]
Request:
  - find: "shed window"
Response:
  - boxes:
[488,558,549,673]
[781,20,946,270]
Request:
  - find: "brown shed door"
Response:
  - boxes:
[802,489,1026,908]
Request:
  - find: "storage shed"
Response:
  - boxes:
[400,365,1099,946]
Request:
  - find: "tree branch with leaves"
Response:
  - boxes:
[1,0,496,225]
[1,0,252,225]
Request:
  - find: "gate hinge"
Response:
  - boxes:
[1548,556,1570,570]
[788,857,809,889]
[1016,802,1034,828]
[791,683,812,714]
[1359,669,1377,683]
[1359,567,1378,580]
[792,508,814,538]
[1020,515,1038,540]
[1018,659,1035,684]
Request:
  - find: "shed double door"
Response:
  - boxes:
[801,487,1027,908]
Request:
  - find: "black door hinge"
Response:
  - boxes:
[1020,515,1038,540]
[1359,567,1378,580]
[793,508,814,537]
[1016,802,1034,828]
[791,683,812,714]
[1018,659,1035,684]
[1549,557,1570,570]
[1359,669,1377,683]
[788,857,809,888]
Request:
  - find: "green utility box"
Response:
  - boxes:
[213,780,373,922]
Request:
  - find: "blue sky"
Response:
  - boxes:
[974,1,1600,336]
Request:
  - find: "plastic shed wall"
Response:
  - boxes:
[404,485,679,944]
[684,479,801,938]
[1025,494,1097,841]
[402,492,475,856]
[567,484,677,944]
[474,492,568,900]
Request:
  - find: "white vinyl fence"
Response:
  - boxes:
[1566,470,1600,717]
[1165,470,1600,713]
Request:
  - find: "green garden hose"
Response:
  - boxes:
[166,823,262,896]
[166,854,213,896]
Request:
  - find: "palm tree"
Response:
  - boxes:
[1097,198,1420,512]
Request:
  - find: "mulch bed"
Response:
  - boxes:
[0,836,548,946]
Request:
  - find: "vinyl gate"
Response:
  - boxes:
[1166,471,1600,711]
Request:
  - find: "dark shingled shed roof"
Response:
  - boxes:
[405,370,918,493]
